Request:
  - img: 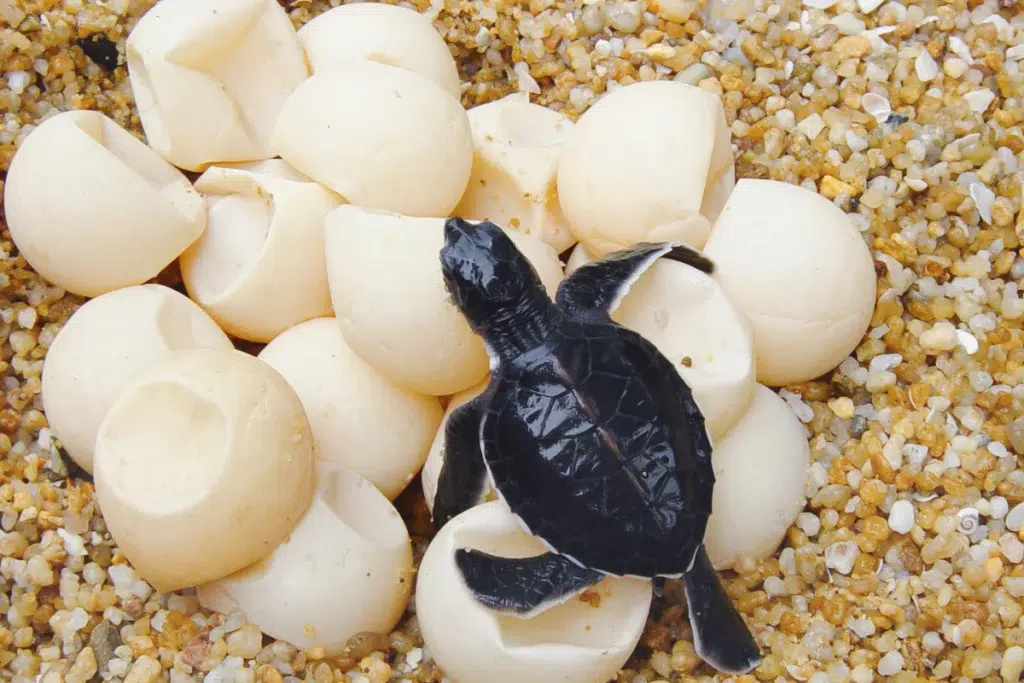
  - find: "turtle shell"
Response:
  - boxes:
[480,317,715,578]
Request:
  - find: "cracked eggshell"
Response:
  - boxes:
[179,163,342,343]
[704,384,810,570]
[258,318,444,500]
[421,377,491,513]
[93,348,316,592]
[41,285,233,474]
[126,0,309,171]
[3,110,205,298]
[296,2,461,98]
[198,462,413,655]
[272,62,472,217]
[453,93,577,253]
[702,179,876,386]
[324,207,564,395]
[556,80,733,257]
[417,501,652,683]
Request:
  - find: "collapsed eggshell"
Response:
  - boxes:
[556,80,734,257]
[179,163,342,342]
[41,285,233,474]
[258,318,444,500]
[93,348,315,592]
[126,0,309,171]
[272,63,473,217]
[417,501,652,683]
[324,207,564,395]
[198,463,413,655]
[3,110,205,298]
[704,384,811,570]
[421,378,491,512]
[453,93,577,253]
[297,2,461,98]
[702,179,877,386]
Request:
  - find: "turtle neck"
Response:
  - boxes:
[481,290,561,361]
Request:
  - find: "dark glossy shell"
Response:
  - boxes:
[480,317,715,578]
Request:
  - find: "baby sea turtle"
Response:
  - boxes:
[434,217,762,675]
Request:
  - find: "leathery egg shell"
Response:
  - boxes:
[198,462,413,655]
[417,501,652,683]
[271,62,473,217]
[566,244,756,440]
[296,2,461,98]
[41,284,232,474]
[453,93,577,253]
[704,384,811,570]
[702,179,876,386]
[421,377,492,512]
[258,318,444,500]
[3,110,205,298]
[126,0,309,171]
[93,348,315,592]
[324,207,564,396]
[179,162,343,342]
[556,80,734,257]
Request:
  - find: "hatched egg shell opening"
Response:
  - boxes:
[41,284,233,474]
[324,207,564,396]
[453,93,578,253]
[421,377,491,512]
[197,462,413,655]
[93,348,316,593]
[704,384,811,570]
[179,162,342,343]
[556,80,734,257]
[416,501,652,683]
[258,317,444,500]
[3,110,206,298]
[271,62,473,217]
[702,178,876,387]
[296,2,461,98]
[126,0,309,172]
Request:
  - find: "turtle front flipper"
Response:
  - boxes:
[682,545,762,675]
[556,242,715,322]
[433,395,489,529]
[455,548,604,618]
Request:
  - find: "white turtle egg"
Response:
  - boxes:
[296,2,461,98]
[324,206,564,395]
[179,162,343,343]
[421,377,492,513]
[258,318,444,500]
[453,93,578,253]
[93,348,316,592]
[3,110,205,298]
[271,62,473,218]
[702,179,877,387]
[126,0,309,171]
[703,384,811,570]
[197,463,413,655]
[41,285,233,474]
[556,80,734,257]
[416,501,652,683]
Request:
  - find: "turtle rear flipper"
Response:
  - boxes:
[455,548,603,619]
[683,545,762,675]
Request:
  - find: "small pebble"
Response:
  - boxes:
[1007,503,1024,532]
[888,500,914,534]
[877,651,903,676]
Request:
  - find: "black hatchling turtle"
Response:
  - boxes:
[433,217,762,675]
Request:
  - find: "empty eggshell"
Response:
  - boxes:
[126,0,309,171]
[179,163,342,342]
[556,80,734,257]
[453,93,577,253]
[421,378,491,512]
[272,63,473,217]
[3,110,205,298]
[297,2,461,98]
[417,501,652,683]
[324,207,564,395]
[198,462,413,655]
[41,285,233,474]
[93,348,316,592]
[258,318,444,500]
[702,179,877,386]
[704,384,810,570]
